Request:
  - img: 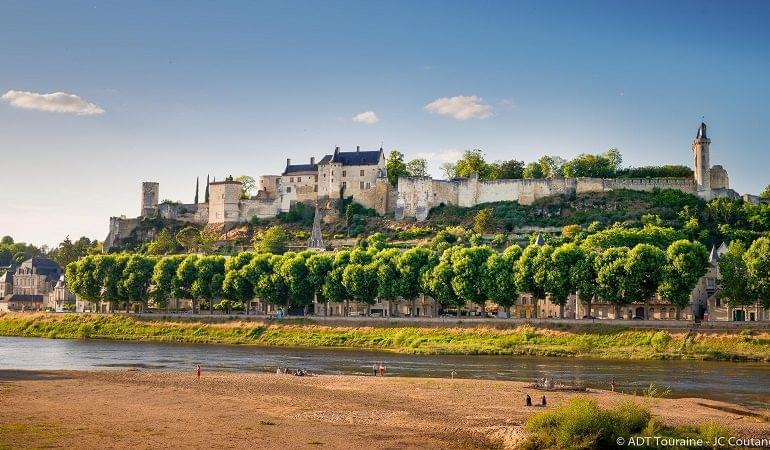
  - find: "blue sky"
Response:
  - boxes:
[1,0,769,246]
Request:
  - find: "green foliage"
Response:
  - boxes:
[523,397,650,450]
[405,158,428,177]
[386,150,408,186]
[235,175,256,199]
[745,237,770,308]
[473,208,494,234]
[175,227,201,253]
[277,202,313,226]
[255,226,288,254]
[650,331,672,352]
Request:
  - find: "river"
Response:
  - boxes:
[1,336,768,409]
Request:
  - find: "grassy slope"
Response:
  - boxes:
[1,313,768,361]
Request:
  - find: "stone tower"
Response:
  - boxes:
[140,182,159,217]
[692,122,711,196]
[208,176,242,224]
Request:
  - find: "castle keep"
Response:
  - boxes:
[396,122,739,220]
[106,122,748,247]
[105,147,393,249]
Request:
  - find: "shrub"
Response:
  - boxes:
[650,331,671,351]
[524,397,651,450]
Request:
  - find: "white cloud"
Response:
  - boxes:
[352,111,379,124]
[424,95,493,120]
[1,90,105,115]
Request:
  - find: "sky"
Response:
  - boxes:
[1,0,769,247]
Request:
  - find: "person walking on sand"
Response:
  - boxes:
[379,364,385,377]
[373,363,378,376]
[451,370,456,380]
[611,377,616,392]
[541,395,547,407]
[196,364,201,381]
[526,394,532,406]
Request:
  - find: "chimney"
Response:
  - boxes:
[286,158,291,166]
[356,145,360,152]
[334,146,340,155]
[310,156,315,165]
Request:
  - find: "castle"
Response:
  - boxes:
[106,122,750,247]
[396,122,739,220]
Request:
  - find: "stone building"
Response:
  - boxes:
[0,257,66,312]
[106,146,393,249]
[46,275,76,312]
[397,122,742,220]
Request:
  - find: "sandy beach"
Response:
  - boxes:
[1,370,768,449]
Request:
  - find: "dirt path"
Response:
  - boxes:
[0,370,767,449]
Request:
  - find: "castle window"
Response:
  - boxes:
[360,169,364,176]
[297,177,301,182]
[342,170,347,177]
[366,182,371,189]
[286,187,291,193]
[359,181,364,189]
[706,278,716,289]
[342,181,347,189]
[314,185,318,192]
[290,177,294,183]
[315,175,318,182]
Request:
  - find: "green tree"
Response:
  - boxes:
[658,240,709,320]
[483,245,521,317]
[549,243,585,318]
[406,158,428,177]
[120,255,157,313]
[152,255,185,312]
[278,252,314,314]
[473,208,494,235]
[423,247,463,316]
[386,150,408,186]
[570,249,597,319]
[235,175,256,199]
[222,252,256,314]
[342,263,379,314]
[523,161,545,179]
[147,229,177,255]
[192,256,226,314]
[374,249,402,308]
[323,250,351,315]
[51,236,99,268]
[176,227,201,253]
[96,254,129,312]
[451,246,494,317]
[306,253,334,315]
[454,149,493,179]
[760,184,770,199]
[745,237,770,310]
[622,244,667,318]
[396,246,436,317]
[65,256,101,306]
[175,255,200,313]
[717,242,753,313]
[256,226,288,254]
[515,245,545,317]
[595,247,630,319]
[490,159,525,179]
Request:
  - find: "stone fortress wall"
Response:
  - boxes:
[395,122,742,221]
[395,174,699,221]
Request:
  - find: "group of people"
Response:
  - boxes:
[275,367,313,376]
[372,363,387,376]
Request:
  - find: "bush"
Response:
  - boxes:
[524,397,650,449]
[650,331,671,351]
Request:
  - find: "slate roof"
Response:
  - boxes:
[1,294,45,302]
[318,148,383,166]
[0,269,13,283]
[696,122,708,140]
[282,163,319,175]
[16,257,62,280]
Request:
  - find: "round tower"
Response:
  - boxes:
[692,122,711,196]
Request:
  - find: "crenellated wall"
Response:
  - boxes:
[397,174,700,220]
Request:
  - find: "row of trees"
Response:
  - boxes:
[65,233,770,319]
[405,148,694,181]
[0,235,101,269]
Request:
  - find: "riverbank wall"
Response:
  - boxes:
[1,313,768,361]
